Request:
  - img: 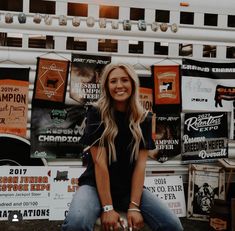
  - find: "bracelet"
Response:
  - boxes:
[102,205,114,212]
[130,201,139,207]
[128,208,141,213]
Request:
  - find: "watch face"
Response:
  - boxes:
[102,205,113,212]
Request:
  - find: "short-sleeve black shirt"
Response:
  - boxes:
[79,106,155,200]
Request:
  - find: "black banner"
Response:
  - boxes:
[30,105,86,159]
[70,54,111,105]
[149,114,181,162]
[182,112,228,163]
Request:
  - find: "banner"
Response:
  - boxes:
[182,112,228,163]
[152,65,181,106]
[149,114,181,162]
[0,166,50,220]
[187,164,225,221]
[49,167,85,220]
[33,57,70,104]
[181,58,235,112]
[0,67,29,137]
[70,54,111,105]
[139,87,153,112]
[144,175,186,217]
[30,105,86,159]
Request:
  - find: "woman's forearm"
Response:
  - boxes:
[130,150,148,206]
[94,163,113,206]
[90,146,113,207]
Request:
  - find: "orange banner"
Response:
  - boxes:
[33,57,70,104]
[152,65,181,105]
[139,87,153,112]
[0,68,29,137]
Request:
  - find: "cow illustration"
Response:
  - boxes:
[159,82,172,92]
[214,84,235,107]
[46,78,59,88]
[54,170,69,181]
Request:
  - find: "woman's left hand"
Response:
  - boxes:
[127,210,144,231]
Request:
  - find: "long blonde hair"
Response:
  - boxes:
[95,63,147,164]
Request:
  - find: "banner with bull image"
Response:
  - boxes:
[0,67,29,137]
[152,65,181,108]
[182,112,228,163]
[70,54,111,105]
[181,58,235,112]
[30,105,86,159]
[33,57,70,105]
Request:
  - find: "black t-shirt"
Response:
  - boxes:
[78,106,155,200]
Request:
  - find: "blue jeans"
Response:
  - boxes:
[61,185,183,231]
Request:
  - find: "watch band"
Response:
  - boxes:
[102,205,114,212]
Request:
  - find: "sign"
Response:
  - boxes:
[0,166,50,220]
[181,59,235,112]
[0,67,29,137]
[139,87,153,112]
[70,54,111,105]
[49,167,85,220]
[149,114,181,162]
[144,175,186,217]
[182,112,228,163]
[33,57,70,104]
[30,105,86,159]
[152,65,181,106]
[187,164,225,221]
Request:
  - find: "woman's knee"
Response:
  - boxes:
[161,219,184,231]
[61,214,94,231]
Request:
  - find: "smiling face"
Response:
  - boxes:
[107,67,133,111]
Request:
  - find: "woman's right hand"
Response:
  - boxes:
[101,210,120,231]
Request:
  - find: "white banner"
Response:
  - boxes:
[144,175,186,217]
[49,167,85,220]
[181,59,235,112]
[0,166,50,221]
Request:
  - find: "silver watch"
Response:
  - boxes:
[102,205,113,212]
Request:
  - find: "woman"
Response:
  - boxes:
[61,63,183,231]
